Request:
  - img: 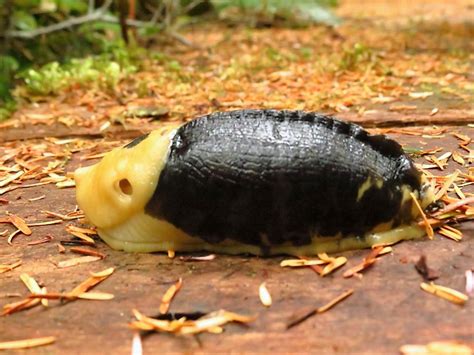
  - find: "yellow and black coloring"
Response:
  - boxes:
[75,110,435,255]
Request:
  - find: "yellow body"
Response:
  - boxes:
[75,129,435,256]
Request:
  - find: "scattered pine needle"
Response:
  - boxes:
[27,220,63,227]
[2,298,41,316]
[56,255,102,268]
[259,282,272,307]
[438,226,463,242]
[280,258,326,267]
[420,282,468,305]
[282,255,347,277]
[160,278,183,314]
[465,270,473,296]
[27,235,54,245]
[69,267,115,297]
[65,225,96,244]
[317,289,354,313]
[179,254,216,261]
[28,195,46,202]
[320,256,348,276]
[7,229,22,245]
[129,309,255,335]
[42,210,84,221]
[69,247,106,259]
[410,192,434,239]
[400,341,472,355]
[286,289,354,329]
[343,247,383,278]
[0,336,56,350]
[0,170,24,188]
[6,212,32,235]
[0,260,22,274]
[434,171,459,201]
[433,196,474,217]
[131,333,143,355]
[0,181,52,196]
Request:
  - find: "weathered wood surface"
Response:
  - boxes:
[2,107,473,143]
[0,128,472,354]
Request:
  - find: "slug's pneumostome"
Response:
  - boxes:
[74,109,435,255]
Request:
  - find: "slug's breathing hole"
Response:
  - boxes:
[119,179,133,196]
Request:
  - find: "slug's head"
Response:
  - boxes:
[74,129,175,229]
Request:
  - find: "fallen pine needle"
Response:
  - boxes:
[70,247,106,258]
[280,259,326,267]
[27,235,54,245]
[7,213,32,235]
[343,247,383,278]
[465,270,473,296]
[438,226,463,242]
[434,171,459,201]
[433,196,474,217]
[453,183,466,200]
[0,170,24,188]
[20,273,43,294]
[259,282,272,307]
[320,256,348,276]
[20,268,115,306]
[179,254,216,261]
[76,291,115,300]
[69,267,114,297]
[56,255,102,268]
[420,282,468,305]
[20,273,47,307]
[42,210,84,220]
[400,341,472,355]
[27,220,63,227]
[0,181,52,196]
[129,309,255,335]
[410,192,434,239]
[7,229,22,245]
[160,278,183,314]
[66,232,95,244]
[131,333,143,355]
[28,195,46,202]
[286,289,354,329]
[66,225,97,235]
[0,336,56,350]
[0,260,21,274]
[2,298,41,316]
[317,289,354,313]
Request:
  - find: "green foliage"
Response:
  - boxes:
[339,43,376,70]
[211,0,340,26]
[0,55,20,99]
[0,0,341,119]
[17,47,138,96]
[0,100,16,121]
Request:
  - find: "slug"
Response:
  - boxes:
[74,109,435,255]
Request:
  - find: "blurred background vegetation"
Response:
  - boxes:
[0,0,339,120]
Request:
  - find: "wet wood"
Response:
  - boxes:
[0,130,472,354]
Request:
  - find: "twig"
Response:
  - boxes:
[166,30,198,47]
[286,289,354,329]
[4,0,113,39]
[183,0,207,14]
[3,0,196,48]
[88,0,95,15]
[433,196,474,217]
